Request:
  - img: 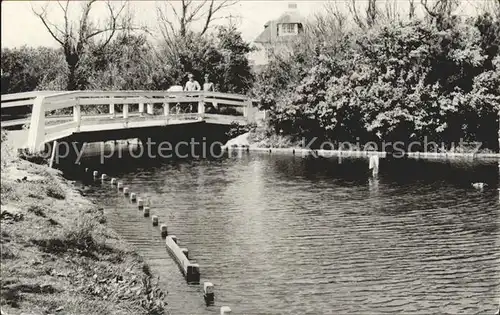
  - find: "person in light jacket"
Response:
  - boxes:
[184,73,201,91]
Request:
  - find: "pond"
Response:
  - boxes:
[63,151,500,315]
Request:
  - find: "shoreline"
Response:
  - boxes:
[223,145,500,160]
[222,131,500,160]
[0,137,167,314]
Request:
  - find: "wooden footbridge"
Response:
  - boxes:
[1,90,258,152]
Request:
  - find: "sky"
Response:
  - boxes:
[1,0,485,49]
[1,0,324,48]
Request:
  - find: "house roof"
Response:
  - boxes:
[254,11,304,44]
[254,24,272,44]
[275,11,304,24]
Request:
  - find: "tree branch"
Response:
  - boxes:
[201,0,237,35]
[409,0,416,19]
[95,1,127,50]
[348,0,367,29]
[32,4,65,46]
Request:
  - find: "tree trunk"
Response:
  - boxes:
[66,53,80,91]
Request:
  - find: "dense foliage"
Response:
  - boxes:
[1,25,254,94]
[1,46,68,92]
[253,13,500,151]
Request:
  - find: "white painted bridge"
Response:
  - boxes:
[1,90,259,152]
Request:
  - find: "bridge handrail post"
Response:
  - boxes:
[123,103,129,119]
[73,97,81,131]
[139,102,144,117]
[109,97,115,119]
[147,102,154,115]
[198,97,205,121]
[244,98,254,123]
[163,102,170,117]
[26,96,47,153]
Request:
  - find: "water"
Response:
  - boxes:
[63,152,500,315]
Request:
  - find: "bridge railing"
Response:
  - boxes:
[1,90,258,152]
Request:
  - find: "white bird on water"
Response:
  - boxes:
[471,182,488,190]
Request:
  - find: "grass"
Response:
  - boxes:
[1,129,167,315]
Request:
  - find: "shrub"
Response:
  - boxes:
[255,15,500,151]
[226,122,257,139]
[45,185,66,200]
[32,216,99,255]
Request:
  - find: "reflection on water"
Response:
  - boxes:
[64,152,500,315]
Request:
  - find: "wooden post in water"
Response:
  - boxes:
[369,154,379,177]
[161,224,168,238]
[203,282,214,306]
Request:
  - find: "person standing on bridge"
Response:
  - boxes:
[203,74,215,92]
[184,73,201,92]
[183,73,200,113]
[203,74,218,113]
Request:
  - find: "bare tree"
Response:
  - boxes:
[310,2,347,42]
[366,0,379,27]
[420,0,459,20]
[293,2,348,59]
[32,0,129,90]
[348,0,379,29]
[156,0,238,42]
[381,0,401,23]
[409,0,416,19]
[478,0,500,18]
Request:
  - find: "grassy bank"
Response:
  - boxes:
[0,132,166,315]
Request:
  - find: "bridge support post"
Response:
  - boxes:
[27,96,46,153]
[147,103,154,115]
[48,140,57,168]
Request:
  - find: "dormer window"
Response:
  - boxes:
[280,23,297,35]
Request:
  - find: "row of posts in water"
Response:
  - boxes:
[86,168,233,315]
